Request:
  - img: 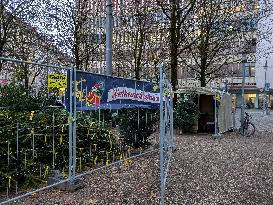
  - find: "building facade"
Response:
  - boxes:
[178,0,273,109]
[0,13,72,93]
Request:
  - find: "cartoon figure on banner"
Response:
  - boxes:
[86,82,105,106]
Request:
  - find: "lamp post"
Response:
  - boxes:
[240,54,247,135]
[263,59,268,115]
[106,0,113,76]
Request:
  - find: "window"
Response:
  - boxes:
[242,62,255,77]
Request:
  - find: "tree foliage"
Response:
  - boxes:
[118,108,157,148]
[174,91,199,132]
[0,84,119,192]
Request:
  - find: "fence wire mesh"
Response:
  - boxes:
[159,64,174,205]
[0,57,72,203]
[0,57,161,204]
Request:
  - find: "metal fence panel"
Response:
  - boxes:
[0,57,73,204]
[159,64,174,205]
[0,57,163,204]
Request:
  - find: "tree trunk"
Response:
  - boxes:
[135,31,144,80]
[170,1,178,91]
[0,40,5,72]
[169,1,179,106]
[74,35,80,70]
[200,72,206,87]
[23,65,29,94]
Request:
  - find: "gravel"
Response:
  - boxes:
[166,132,273,205]
[6,112,273,204]
[13,153,160,205]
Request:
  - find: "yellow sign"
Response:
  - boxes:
[48,74,67,88]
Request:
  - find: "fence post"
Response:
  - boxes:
[69,69,73,179]
[159,63,164,205]
[72,67,77,178]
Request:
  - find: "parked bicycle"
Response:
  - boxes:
[240,112,255,137]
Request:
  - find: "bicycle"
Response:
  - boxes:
[239,112,255,137]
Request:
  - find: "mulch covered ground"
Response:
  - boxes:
[9,131,273,205]
[166,131,273,205]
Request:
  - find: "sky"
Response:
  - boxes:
[256,0,273,88]
[6,0,76,56]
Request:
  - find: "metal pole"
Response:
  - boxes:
[16,122,19,160]
[52,111,55,169]
[98,106,101,126]
[68,69,73,179]
[7,141,10,166]
[159,63,164,205]
[105,0,113,76]
[214,93,217,135]
[263,60,268,115]
[240,60,246,135]
[0,57,71,70]
[170,92,174,149]
[73,67,77,177]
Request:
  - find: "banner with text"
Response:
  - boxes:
[67,71,160,110]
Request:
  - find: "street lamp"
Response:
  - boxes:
[106,0,113,76]
[240,53,247,134]
[263,59,268,115]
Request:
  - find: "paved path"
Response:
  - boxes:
[235,109,273,132]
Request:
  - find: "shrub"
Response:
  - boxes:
[174,91,199,132]
[118,108,157,148]
[0,84,119,192]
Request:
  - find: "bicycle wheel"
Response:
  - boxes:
[244,122,255,137]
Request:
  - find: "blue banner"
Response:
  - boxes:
[66,70,160,111]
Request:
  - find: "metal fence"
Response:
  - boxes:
[159,64,174,205]
[0,57,162,204]
[0,57,73,204]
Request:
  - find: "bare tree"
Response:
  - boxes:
[0,0,39,71]
[113,1,166,80]
[181,0,260,87]
[157,0,197,90]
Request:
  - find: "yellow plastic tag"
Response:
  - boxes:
[60,135,63,144]
[44,165,49,178]
[106,160,109,167]
[80,148,84,155]
[94,156,98,165]
[106,151,109,160]
[8,176,11,188]
[30,111,35,121]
